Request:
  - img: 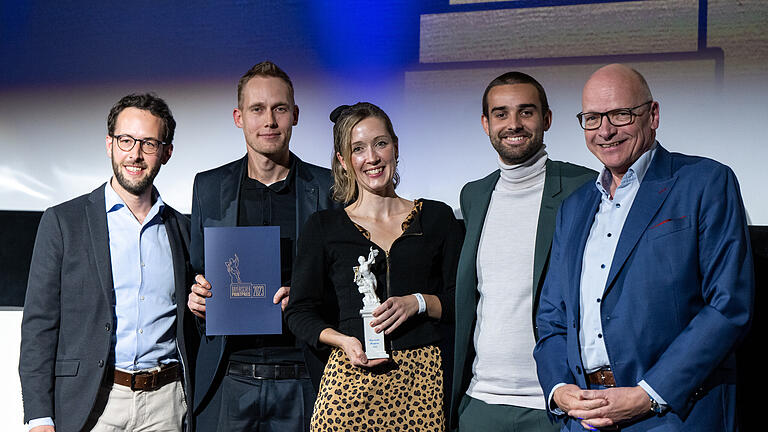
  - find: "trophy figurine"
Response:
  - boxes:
[354,247,388,359]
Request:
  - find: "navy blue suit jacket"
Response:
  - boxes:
[189,154,337,413]
[534,145,754,431]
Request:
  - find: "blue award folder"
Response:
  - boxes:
[204,226,282,335]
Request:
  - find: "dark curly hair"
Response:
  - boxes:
[482,71,549,118]
[107,93,176,145]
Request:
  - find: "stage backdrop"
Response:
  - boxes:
[1,0,767,222]
[0,2,766,428]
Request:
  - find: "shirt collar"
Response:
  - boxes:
[104,180,165,222]
[271,153,297,192]
[595,141,658,197]
[241,153,296,192]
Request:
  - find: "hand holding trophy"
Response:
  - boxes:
[354,247,388,359]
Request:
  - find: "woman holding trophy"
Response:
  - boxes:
[285,102,463,431]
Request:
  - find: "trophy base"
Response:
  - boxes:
[360,309,389,359]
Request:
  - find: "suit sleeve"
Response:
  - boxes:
[190,173,205,275]
[19,208,64,423]
[285,213,334,349]
[533,204,578,404]
[458,184,470,223]
[189,174,207,334]
[641,166,753,414]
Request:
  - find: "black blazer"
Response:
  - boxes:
[189,154,338,411]
[285,199,464,352]
[19,184,194,432]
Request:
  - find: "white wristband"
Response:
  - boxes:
[413,293,426,314]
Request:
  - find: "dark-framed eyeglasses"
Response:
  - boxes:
[577,101,653,130]
[111,134,165,154]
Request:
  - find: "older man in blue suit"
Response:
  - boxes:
[534,64,753,431]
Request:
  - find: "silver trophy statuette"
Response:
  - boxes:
[354,247,388,359]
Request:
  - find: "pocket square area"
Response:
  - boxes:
[648,216,691,239]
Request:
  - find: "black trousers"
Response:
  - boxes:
[195,373,315,432]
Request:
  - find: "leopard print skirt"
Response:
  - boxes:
[311,345,444,432]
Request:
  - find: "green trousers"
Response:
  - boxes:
[458,394,561,432]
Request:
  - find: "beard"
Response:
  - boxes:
[490,130,544,165]
[111,155,160,196]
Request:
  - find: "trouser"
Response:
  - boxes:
[458,394,560,432]
[195,369,315,432]
[84,378,186,431]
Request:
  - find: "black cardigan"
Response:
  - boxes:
[285,199,464,352]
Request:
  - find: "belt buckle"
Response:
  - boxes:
[130,369,157,391]
[598,368,613,387]
[250,364,264,380]
[129,372,139,390]
[149,370,159,390]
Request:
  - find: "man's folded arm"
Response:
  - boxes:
[19,209,64,423]
[534,209,577,415]
[640,166,753,414]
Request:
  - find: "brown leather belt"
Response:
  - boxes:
[586,368,616,388]
[114,363,180,391]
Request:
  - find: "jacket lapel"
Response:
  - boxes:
[216,157,246,350]
[294,154,319,250]
[532,160,561,306]
[568,187,602,310]
[163,209,186,306]
[219,156,247,227]
[604,146,676,294]
[463,171,499,296]
[86,184,115,304]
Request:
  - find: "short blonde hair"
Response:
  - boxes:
[331,103,399,203]
[237,61,294,108]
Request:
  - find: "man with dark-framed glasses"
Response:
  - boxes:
[20,93,194,432]
[534,64,753,431]
[576,101,653,131]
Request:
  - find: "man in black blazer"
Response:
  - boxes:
[186,61,337,431]
[19,93,194,431]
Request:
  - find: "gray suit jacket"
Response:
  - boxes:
[19,184,194,432]
[450,159,595,428]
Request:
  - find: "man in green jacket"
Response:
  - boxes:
[451,72,595,431]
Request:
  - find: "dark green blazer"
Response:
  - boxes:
[450,159,595,428]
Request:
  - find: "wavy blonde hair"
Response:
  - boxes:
[331,102,399,203]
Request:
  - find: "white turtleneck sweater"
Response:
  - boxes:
[466,146,548,409]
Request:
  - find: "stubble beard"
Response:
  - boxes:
[246,132,292,161]
[111,154,159,196]
[492,132,544,165]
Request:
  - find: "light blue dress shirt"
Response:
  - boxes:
[578,145,656,372]
[578,143,666,406]
[105,183,178,370]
